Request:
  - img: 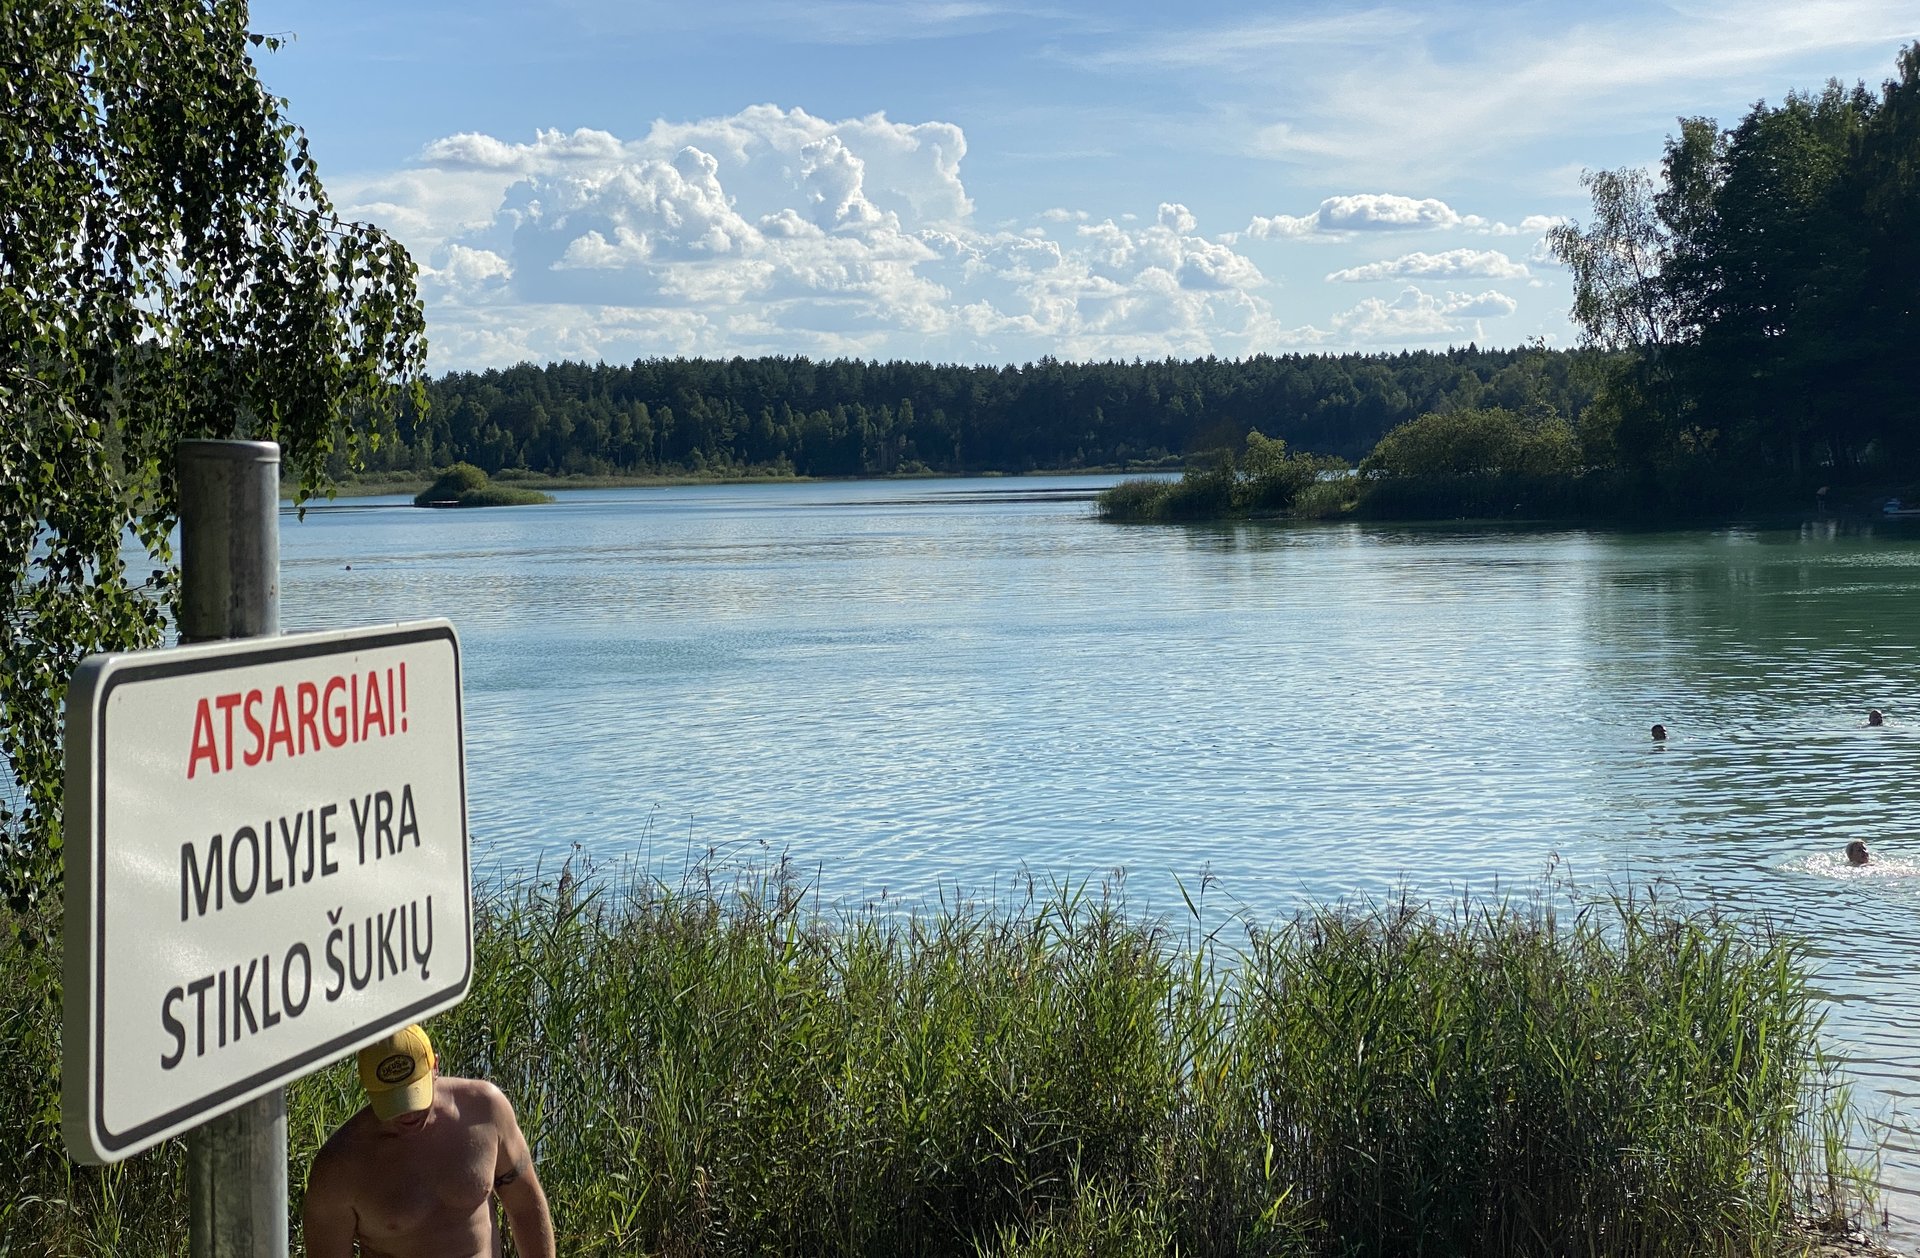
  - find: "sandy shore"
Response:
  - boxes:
[1799,1223,1909,1257]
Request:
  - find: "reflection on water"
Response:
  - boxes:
[280,478,1920,1240]
[1791,853,1920,881]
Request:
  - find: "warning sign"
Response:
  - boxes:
[62,620,472,1164]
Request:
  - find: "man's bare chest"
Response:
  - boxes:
[353,1125,498,1250]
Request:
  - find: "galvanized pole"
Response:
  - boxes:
[177,440,289,1258]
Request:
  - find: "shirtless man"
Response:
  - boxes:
[302,1023,556,1258]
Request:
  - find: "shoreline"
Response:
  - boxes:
[291,466,1167,502]
[301,468,1903,534]
[1803,1224,1909,1257]
[304,469,1910,533]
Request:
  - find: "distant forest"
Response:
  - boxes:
[363,346,1601,481]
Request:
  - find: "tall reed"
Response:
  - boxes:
[0,866,1872,1256]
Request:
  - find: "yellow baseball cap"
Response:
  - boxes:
[357,1024,437,1120]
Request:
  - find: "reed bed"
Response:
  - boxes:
[0,866,1870,1256]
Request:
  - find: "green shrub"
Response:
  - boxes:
[413,462,490,504]
[412,463,553,508]
[1160,456,1237,519]
[1360,407,1581,481]
[1094,477,1176,521]
[1096,435,1348,522]
[450,485,553,507]
[1291,477,1357,519]
[1238,431,1324,512]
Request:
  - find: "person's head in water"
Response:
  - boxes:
[1846,840,1870,866]
[1651,723,1667,741]
[1869,709,1885,727]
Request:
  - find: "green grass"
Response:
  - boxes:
[0,866,1873,1256]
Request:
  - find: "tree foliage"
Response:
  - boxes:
[1550,44,1920,498]
[0,0,428,905]
[341,346,1602,484]
[1095,430,1345,521]
[1359,408,1581,481]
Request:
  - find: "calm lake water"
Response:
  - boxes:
[281,475,1920,1236]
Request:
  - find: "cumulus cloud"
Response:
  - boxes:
[1236,197,1567,263]
[343,107,1325,368]
[420,127,627,171]
[1332,286,1519,341]
[1325,249,1530,283]
[1459,213,1569,237]
[1246,194,1465,239]
[420,245,513,297]
[330,103,1566,369]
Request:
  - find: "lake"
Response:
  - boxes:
[280,475,1920,1236]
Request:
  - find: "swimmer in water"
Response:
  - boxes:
[1651,723,1667,741]
[1868,709,1884,726]
[1846,840,1870,866]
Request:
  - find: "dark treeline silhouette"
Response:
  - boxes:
[1548,44,1920,512]
[358,347,1602,481]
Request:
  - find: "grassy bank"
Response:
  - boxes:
[0,869,1871,1255]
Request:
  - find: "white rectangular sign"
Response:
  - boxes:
[62,620,472,1164]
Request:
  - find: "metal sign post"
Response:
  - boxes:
[179,440,286,1258]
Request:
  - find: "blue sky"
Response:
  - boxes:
[251,1,1916,372]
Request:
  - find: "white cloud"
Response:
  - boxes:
[1248,194,1463,239]
[419,127,626,171]
[1325,249,1530,283]
[420,244,513,297]
[1262,286,1520,349]
[798,136,889,233]
[346,108,1321,369]
[1450,290,1520,318]
[332,170,511,251]
[1461,213,1569,237]
[1333,286,1519,341]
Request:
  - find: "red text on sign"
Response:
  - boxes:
[186,663,409,779]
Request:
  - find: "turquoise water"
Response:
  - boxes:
[281,476,1920,1233]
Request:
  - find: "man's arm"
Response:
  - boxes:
[301,1151,360,1258]
[490,1088,556,1258]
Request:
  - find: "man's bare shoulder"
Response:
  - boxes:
[311,1105,377,1160]
[306,1105,376,1192]
[437,1075,513,1119]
